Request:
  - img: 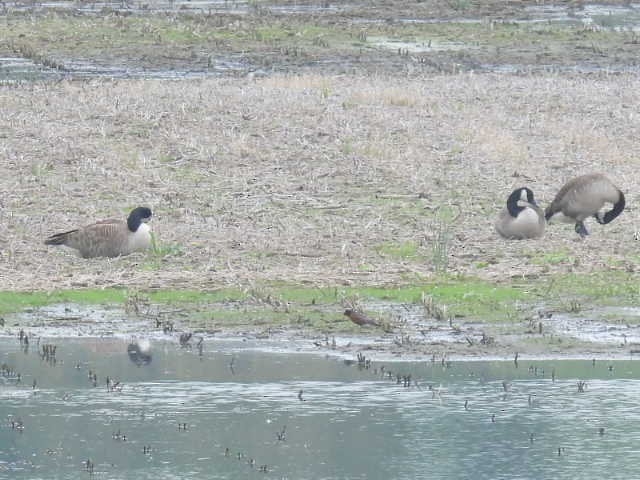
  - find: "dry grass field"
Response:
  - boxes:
[1,72,638,292]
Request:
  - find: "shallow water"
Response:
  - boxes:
[0,55,247,84]
[2,0,340,16]
[1,337,639,479]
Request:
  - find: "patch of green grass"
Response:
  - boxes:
[541,271,640,304]
[375,241,420,259]
[269,280,531,323]
[0,289,127,315]
[420,280,529,321]
[606,257,625,267]
[30,161,54,177]
[142,233,185,270]
[530,251,575,265]
[0,278,530,325]
[0,288,246,316]
[447,0,472,12]
[3,272,636,329]
[148,233,184,258]
[147,289,245,305]
[339,139,354,155]
[246,284,340,305]
[357,263,374,272]
[249,25,290,43]
[186,305,345,331]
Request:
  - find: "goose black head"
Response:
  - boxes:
[507,187,536,218]
[595,190,625,225]
[127,207,152,232]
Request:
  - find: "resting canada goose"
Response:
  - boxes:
[545,173,625,238]
[495,187,545,239]
[45,207,152,258]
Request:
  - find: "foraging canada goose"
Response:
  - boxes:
[45,207,152,258]
[495,187,545,239]
[545,173,625,238]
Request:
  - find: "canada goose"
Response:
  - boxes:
[45,207,152,258]
[545,174,625,238]
[495,187,545,239]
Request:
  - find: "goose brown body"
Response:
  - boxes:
[45,207,152,258]
[545,174,625,237]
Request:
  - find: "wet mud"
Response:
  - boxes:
[4,302,640,360]
[2,1,640,82]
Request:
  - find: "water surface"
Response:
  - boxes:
[1,338,638,479]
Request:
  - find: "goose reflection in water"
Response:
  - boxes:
[127,339,152,366]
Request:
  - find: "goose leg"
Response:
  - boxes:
[575,221,589,238]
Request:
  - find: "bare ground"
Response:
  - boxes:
[1,72,638,292]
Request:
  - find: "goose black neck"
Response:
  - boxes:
[507,189,525,217]
[544,208,553,221]
[127,207,152,232]
[596,191,625,225]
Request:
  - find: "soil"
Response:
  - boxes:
[2,72,638,290]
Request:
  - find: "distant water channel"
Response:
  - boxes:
[1,337,639,479]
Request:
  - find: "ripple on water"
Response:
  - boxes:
[3,339,640,479]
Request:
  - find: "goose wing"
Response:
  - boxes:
[92,218,121,225]
[546,174,618,220]
[64,221,130,258]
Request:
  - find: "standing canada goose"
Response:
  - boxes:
[45,207,152,258]
[545,173,625,238]
[495,187,545,239]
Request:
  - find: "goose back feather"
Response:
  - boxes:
[545,173,624,223]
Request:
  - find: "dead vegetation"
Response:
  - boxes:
[0,72,639,292]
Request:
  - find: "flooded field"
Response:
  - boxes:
[2,337,640,479]
[3,1,640,82]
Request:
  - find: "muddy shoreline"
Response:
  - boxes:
[3,301,640,361]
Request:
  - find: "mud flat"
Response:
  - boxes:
[3,297,640,360]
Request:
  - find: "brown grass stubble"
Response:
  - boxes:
[0,72,638,292]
